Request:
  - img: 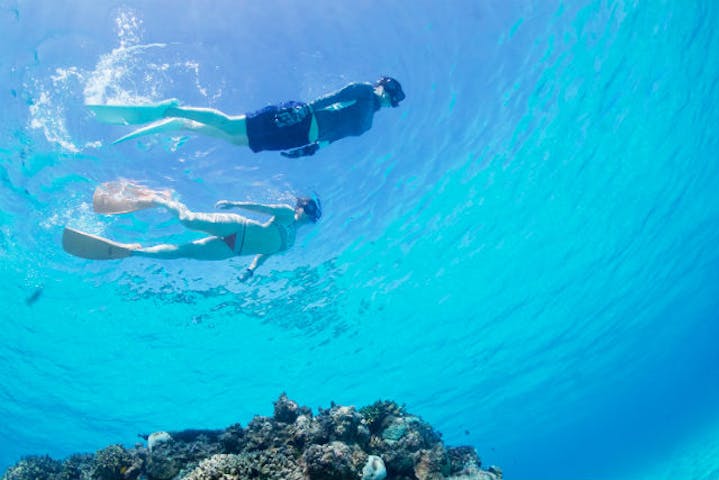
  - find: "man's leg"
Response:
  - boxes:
[113,117,249,146]
[111,105,249,146]
[164,106,248,142]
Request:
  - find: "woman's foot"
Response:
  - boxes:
[93,181,174,214]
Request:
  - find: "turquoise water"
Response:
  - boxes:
[1,1,718,479]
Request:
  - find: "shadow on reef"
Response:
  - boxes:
[2,394,502,480]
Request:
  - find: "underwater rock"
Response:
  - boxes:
[2,456,62,480]
[146,427,224,480]
[92,444,141,480]
[303,441,366,480]
[446,471,501,480]
[2,453,96,480]
[414,445,451,480]
[359,400,407,435]
[443,447,502,480]
[183,448,304,480]
[327,404,364,443]
[59,454,94,480]
[362,454,387,480]
[182,454,244,480]
[217,423,244,453]
[288,413,325,450]
[488,465,503,479]
[274,392,311,424]
[145,452,178,480]
[147,432,172,452]
[2,395,499,480]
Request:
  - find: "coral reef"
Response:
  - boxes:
[2,394,500,480]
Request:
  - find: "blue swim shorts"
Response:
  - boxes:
[246,101,312,153]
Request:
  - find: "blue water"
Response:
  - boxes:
[1,1,718,479]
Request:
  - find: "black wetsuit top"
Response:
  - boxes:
[309,83,381,144]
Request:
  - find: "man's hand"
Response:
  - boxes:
[281,142,320,158]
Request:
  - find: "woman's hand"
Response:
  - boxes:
[238,268,254,282]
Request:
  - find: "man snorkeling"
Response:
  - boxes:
[62,180,321,280]
[87,76,406,158]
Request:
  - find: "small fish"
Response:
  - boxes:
[25,287,43,306]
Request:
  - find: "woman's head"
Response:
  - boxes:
[375,76,405,107]
[296,197,322,223]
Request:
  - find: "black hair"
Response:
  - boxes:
[296,197,322,222]
[375,76,406,107]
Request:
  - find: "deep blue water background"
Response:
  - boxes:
[1,1,718,479]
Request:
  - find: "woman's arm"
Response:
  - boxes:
[239,254,269,281]
[215,201,294,217]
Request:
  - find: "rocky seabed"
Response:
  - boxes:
[3,395,502,480]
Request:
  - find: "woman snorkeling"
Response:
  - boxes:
[63,180,321,280]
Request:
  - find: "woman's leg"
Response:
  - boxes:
[153,197,250,237]
[133,236,235,261]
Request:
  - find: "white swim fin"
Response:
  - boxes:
[62,227,139,260]
[86,98,179,125]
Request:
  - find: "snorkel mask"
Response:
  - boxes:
[296,196,322,223]
[376,76,405,107]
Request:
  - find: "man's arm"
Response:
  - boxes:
[280,140,330,158]
[309,83,371,112]
[215,201,294,217]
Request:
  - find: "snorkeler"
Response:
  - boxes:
[86,76,406,157]
[62,180,321,280]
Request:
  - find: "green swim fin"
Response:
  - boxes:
[112,118,191,144]
[86,98,179,125]
[62,227,139,260]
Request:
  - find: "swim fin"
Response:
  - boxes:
[62,227,139,260]
[93,180,169,215]
[112,118,194,144]
[86,98,179,125]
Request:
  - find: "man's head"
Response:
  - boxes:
[296,197,322,223]
[375,76,405,107]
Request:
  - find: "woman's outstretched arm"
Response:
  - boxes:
[215,201,294,218]
[240,254,269,281]
[153,197,253,237]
